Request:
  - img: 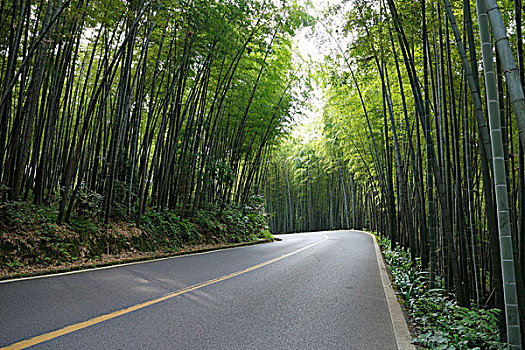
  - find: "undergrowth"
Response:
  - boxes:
[0,200,272,273]
[378,236,506,350]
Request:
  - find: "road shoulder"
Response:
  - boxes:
[357,230,416,350]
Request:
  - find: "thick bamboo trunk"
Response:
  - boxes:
[477,2,522,346]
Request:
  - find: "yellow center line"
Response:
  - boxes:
[2,235,328,350]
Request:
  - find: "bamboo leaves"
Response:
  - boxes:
[0,0,307,227]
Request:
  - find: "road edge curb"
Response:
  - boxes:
[358,230,416,350]
[0,238,274,283]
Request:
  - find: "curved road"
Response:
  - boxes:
[0,231,399,349]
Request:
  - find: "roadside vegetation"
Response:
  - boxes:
[0,1,305,276]
[378,236,505,350]
[0,198,271,277]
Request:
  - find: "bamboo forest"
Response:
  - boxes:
[1,0,525,348]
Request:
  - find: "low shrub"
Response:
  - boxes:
[378,236,506,350]
[140,210,200,251]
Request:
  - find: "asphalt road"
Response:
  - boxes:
[0,230,398,349]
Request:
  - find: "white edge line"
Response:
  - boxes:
[1,233,326,284]
[356,230,416,350]
[0,241,272,284]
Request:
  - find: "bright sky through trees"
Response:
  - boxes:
[291,0,352,142]
[290,0,327,141]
